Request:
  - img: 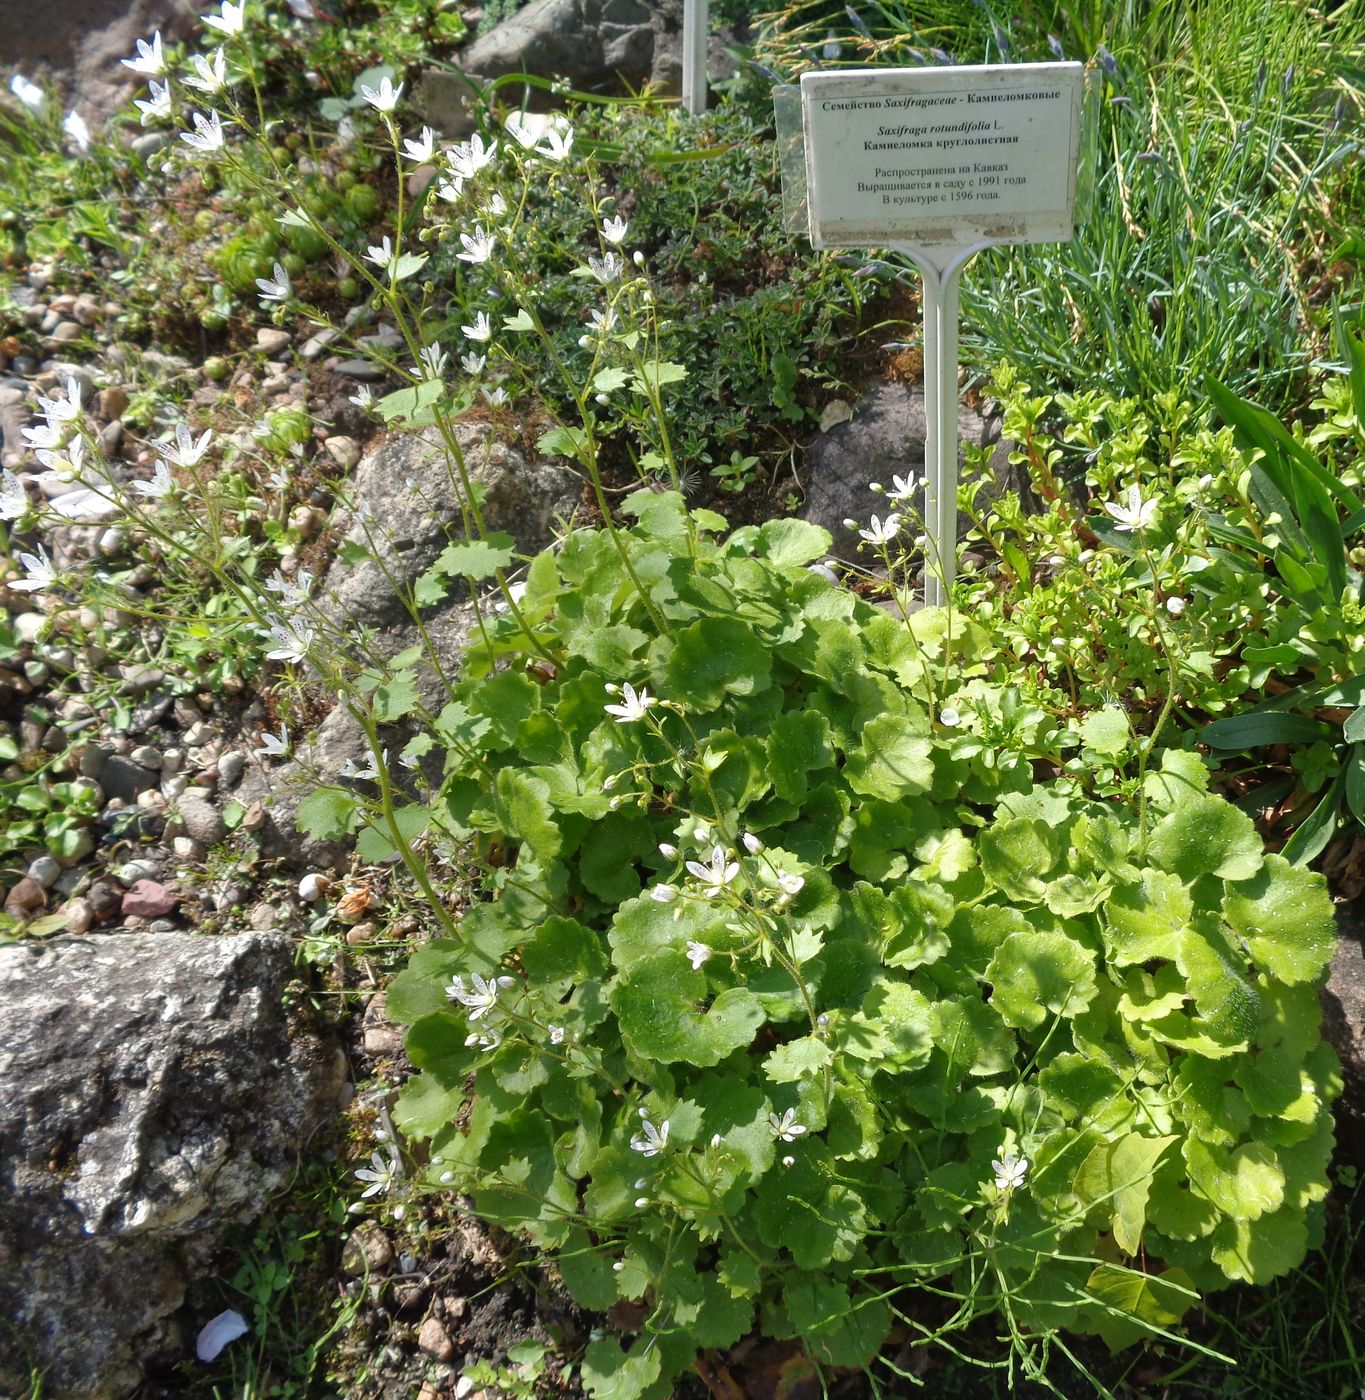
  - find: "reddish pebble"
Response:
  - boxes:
[121,879,178,918]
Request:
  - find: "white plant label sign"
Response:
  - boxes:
[800,63,1083,249]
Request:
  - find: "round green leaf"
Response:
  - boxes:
[1222,854,1336,985]
[1148,796,1262,882]
[986,929,1097,1029]
[610,950,765,1065]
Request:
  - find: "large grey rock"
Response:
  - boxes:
[234,424,577,868]
[0,933,343,1400]
[0,0,195,128]
[801,381,1030,564]
[459,0,656,90]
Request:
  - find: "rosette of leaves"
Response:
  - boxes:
[373,494,1339,1395]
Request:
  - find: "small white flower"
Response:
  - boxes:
[658,842,677,858]
[536,123,574,162]
[460,351,486,376]
[465,1027,503,1053]
[157,422,214,468]
[859,513,901,546]
[185,47,228,94]
[776,870,805,898]
[685,845,740,897]
[461,311,492,343]
[446,133,497,179]
[359,75,403,112]
[456,225,496,265]
[131,459,175,499]
[449,971,506,1021]
[504,111,542,149]
[10,544,56,593]
[602,215,629,245]
[254,725,289,760]
[180,108,227,153]
[255,260,291,304]
[587,251,622,284]
[630,1116,669,1157]
[882,473,918,504]
[1103,485,1157,532]
[36,376,83,425]
[348,385,373,409]
[685,941,711,970]
[481,385,508,407]
[265,622,314,664]
[264,567,314,605]
[587,306,616,336]
[650,884,678,904]
[202,0,246,35]
[366,235,395,269]
[134,80,173,126]
[354,1146,400,1198]
[604,682,656,723]
[992,1152,1029,1192]
[63,110,91,151]
[121,32,165,76]
[435,175,464,204]
[782,1154,796,1167]
[401,125,435,164]
[1166,596,1186,616]
[769,1108,807,1143]
[939,706,961,727]
[0,470,28,521]
[35,435,87,480]
[418,342,447,380]
[548,1024,565,1045]
[741,832,763,854]
[444,973,467,1002]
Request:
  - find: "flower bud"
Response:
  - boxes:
[658,842,678,858]
[741,832,762,854]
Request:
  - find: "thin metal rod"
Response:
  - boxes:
[683,0,709,115]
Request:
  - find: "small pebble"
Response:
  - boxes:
[26,855,61,888]
[115,858,160,886]
[298,872,328,902]
[4,876,47,916]
[216,750,245,786]
[122,879,178,918]
[61,896,94,934]
[129,744,163,770]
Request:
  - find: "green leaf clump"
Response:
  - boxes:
[387,500,1339,1395]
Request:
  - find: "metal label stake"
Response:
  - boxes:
[798,62,1085,606]
[683,0,709,115]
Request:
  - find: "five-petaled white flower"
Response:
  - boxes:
[11,545,55,593]
[1103,485,1157,533]
[461,311,493,343]
[630,1114,669,1157]
[348,385,373,409]
[604,682,656,723]
[354,1146,400,1198]
[449,972,513,1021]
[134,80,173,126]
[685,845,740,897]
[265,622,314,664]
[365,235,395,269]
[457,226,496,265]
[131,459,175,499]
[202,1,246,36]
[265,566,314,604]
[649,884,678,904]
[157,422,214,468]
[63,110,91,151]
[504,111,542,149]
[587,251,622,284]
[185,47,228,93]
[180,108,227,152]
[769,1109,806,1142]
[602,215,629,245]
[775,870,805,898]
[859,513,901,546]
[992,1152,1029,1192]
[536,123,574,162]
[401,125,435,163]
[882,473,920,504]
[461,351,486,376]
[121,32,165,76]
[446,133,497,179]
[548,1024,566,1045]
[359,75,402,112]
[255,260,291,303]
[685,941,711,971]
[254,725,289,760]
[0,470,28,521]
[481,385,508,406]
[10,74,44,111]
[35,378,82,426]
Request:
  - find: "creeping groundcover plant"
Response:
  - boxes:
[381,499,1341,1395]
